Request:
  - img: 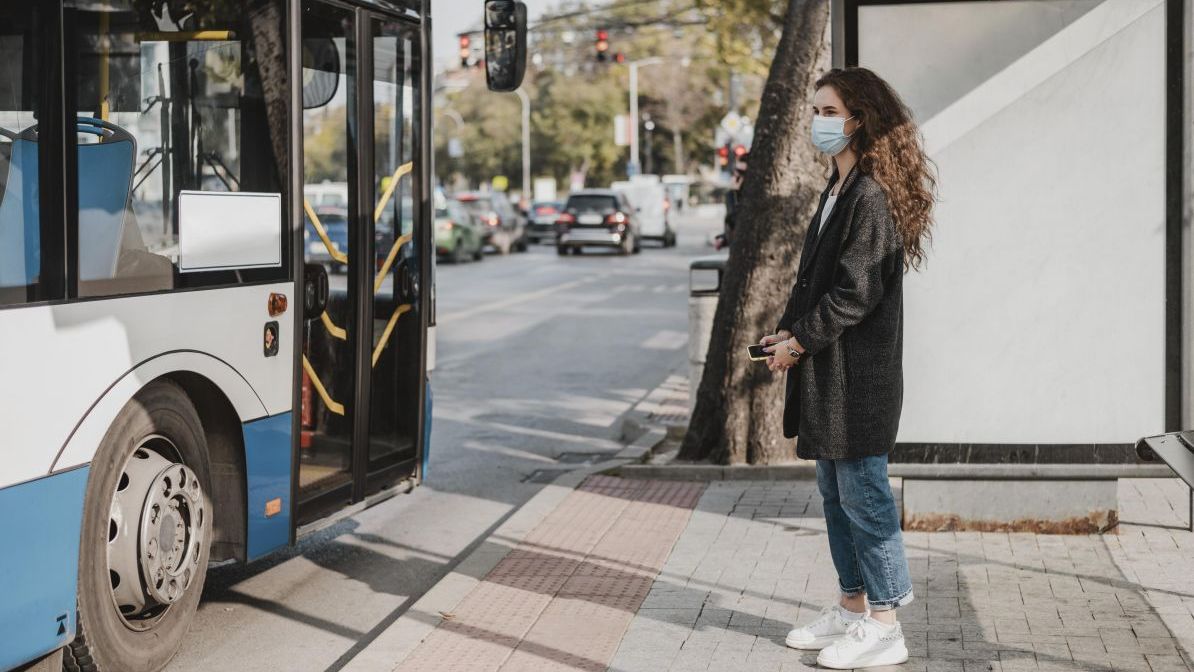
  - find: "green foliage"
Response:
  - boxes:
[693,0,786,76]
[434,0,778,190]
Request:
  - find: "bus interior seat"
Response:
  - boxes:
[0,119,175,295]
[0,136,39,288]
[76,119,173,295]
[77,118,136,283]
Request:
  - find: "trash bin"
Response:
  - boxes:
[688,255,727,417]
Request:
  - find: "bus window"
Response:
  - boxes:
[0,6,47,306]
[69,1,289,298]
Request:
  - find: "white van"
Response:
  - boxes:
[611,175,675,247]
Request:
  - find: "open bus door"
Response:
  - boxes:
[295,0,527,526]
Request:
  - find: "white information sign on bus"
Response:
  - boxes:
[178,191,283,272]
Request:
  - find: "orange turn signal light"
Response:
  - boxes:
[268,293,288,317]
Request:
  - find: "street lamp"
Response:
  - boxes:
[627,56,663,177]
[514,87,531,208]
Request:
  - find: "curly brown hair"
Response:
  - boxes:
[815,68,937,270]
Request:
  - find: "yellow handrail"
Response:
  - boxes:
[372,304,412,366]
[304,199,348,264]
[320,311,347,340]
[374,162,414,223]
[302,355,345,416]
[137,31,236,42]
[374,233,413,293]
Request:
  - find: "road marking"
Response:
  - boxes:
[640,329,687,350]
[437,276,597,326]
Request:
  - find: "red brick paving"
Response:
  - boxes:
[394,476,704,672]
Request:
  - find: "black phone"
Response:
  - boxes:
[747,344,769,361]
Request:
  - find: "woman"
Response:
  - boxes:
[760,67,936,669]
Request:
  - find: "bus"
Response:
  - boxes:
[0,2,525,671]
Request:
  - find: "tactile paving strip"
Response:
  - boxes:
[394,476,705,672]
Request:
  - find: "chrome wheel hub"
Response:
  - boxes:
[108,438,205,628]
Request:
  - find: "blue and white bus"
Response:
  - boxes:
[0,2,525,670]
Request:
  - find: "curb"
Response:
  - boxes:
[610,462,1178,482]
[340,428,671,672]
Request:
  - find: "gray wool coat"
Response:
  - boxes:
[776,165,905,461]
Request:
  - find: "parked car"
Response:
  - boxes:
[555,190,641,256]
[304,206,349,273]
[436,197,485,263]
[454,191,528,255]
[612,175,675,247]
[527,200,564,244]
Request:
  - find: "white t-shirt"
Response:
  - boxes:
[815,192,839,236]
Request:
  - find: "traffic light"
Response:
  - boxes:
[595,29,609,62]
[733,144,747,158]
[459,34,471,68]
[614,52,626,64]
[717,145,729,167]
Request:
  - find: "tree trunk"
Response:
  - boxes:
[679,0,831,464]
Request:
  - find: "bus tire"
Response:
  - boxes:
[68,380,212,672]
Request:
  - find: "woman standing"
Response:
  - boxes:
[760,67,936,669]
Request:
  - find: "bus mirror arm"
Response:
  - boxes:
[303,263,329,318]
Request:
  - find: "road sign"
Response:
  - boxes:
[614,115,629,147]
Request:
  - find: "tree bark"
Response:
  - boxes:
[679,0,831,464]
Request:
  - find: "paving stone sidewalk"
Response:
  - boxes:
[609,478,1194,672]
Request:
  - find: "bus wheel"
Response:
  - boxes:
[68,380,212,672]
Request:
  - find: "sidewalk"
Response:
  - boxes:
[346,467,1194,672]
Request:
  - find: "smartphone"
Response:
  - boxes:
[747,344,769,361]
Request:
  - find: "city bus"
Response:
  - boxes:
[0,1,525,671]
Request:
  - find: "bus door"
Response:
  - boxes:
[298,1,426,524]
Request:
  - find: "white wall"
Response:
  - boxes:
[859,0,1167,444]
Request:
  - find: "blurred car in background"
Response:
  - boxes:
[527,200,564,244]
[454,191,528,255]
[304,206,350,273]
[436,197,485,263]
[555,190,641,256]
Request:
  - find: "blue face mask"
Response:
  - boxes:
[811,114,855,156]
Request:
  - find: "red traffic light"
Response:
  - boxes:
[733,144,747,157]
[596,28,609,61]
[716,146,729,166]
[614,52,625,64]
[596,29,609,41]
[459,34,471,67]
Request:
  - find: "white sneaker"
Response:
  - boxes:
[816,617,909,669]
[784,605,866,650]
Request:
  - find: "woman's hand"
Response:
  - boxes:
[763,334,804,373]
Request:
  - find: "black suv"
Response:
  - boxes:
[555,190,641,256]
[454,191,528,255]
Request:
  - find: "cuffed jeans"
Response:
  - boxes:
[817,455,914,611]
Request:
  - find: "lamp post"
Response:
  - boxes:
[627,57,663,177]
[514,87,531,207]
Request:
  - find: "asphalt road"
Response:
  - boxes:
[165,206,723,672]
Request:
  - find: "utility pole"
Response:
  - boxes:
[514,87,530,207]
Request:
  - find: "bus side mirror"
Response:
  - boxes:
[304,263,328,317]
[484,0,527,92]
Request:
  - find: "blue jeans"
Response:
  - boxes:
[817,455,914,611]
